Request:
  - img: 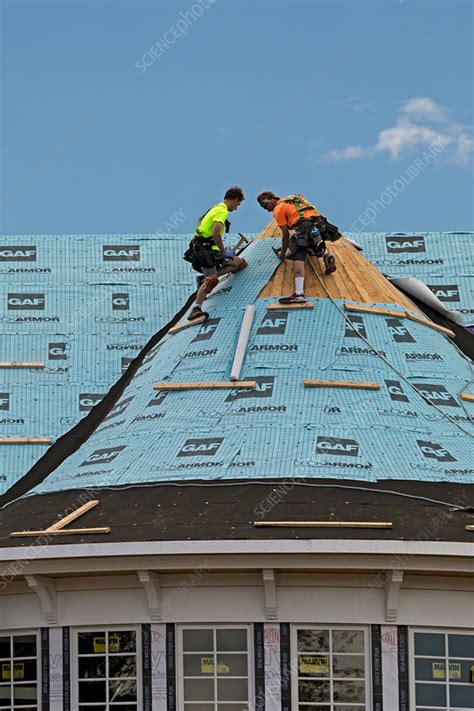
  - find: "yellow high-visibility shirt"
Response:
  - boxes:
[195,202,228,250]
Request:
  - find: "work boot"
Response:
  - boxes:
[278,293,307,304]
[188,306,209,321]
[324,254,337,274]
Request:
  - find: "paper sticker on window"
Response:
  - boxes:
[93,637,106,654]
[109,635,120,653]
[1,662,24,680]
[201,657,214,673]
[432,662,446,679]
[448,663,461,680]
[217,662,230,673]
[299,655,329,674]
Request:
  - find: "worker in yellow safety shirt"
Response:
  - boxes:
[184,186,247,320]
[257,191,341,304]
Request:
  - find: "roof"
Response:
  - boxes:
[0,480,473,548]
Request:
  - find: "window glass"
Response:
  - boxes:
[0,634,38,707]
[414,632,445,656]
[76,629,137,710]
[448,634,474,658]
[297,630,329,653]
[415,657,447,682]
[296,628,368,710]
[449,683,474,708]
[183,630,213,653]
[332,630,364,654]
[216,629,247,652]
[181,627,250,706]
[13,636,36,659]
[415,682,447,706]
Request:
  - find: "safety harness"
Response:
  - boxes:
[281,194,319,223]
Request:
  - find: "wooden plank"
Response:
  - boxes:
[403,311,455,338]
[304,379,380,390]
[168,315,207,334]
[153,380,257,391]
[10,527,110,537]
[0,437,52,444]
[0,362,44,368]
[254,521,393,529]
[465,525,474,532]
[460,392,474,403]
[47,500,99,531]
[267,302,314,310]
[344,303,406,318]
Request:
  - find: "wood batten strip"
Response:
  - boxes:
[460,392,474,403]
[153,381,257,391]
[255,521,393,529]
[304,380,380,390]
[0,437,52,445]
[169,316,207,334]
[267,302,314,310]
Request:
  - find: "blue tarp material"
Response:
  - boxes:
[30,237,474,495]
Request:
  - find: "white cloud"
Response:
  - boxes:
[319,96,473,165]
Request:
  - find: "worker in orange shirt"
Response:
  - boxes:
[257,191,340,304]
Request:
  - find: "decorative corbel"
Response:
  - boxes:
[25,574,57,624]
[385,570,404,623]
[137,570,162,621]
[262,568,277,620]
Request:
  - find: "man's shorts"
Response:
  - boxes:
[201,256,226,276]
[287,246,309,262]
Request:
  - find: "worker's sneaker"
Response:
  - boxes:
[278,293,307,304]
[188,306,208,321]
[324,254,337,274]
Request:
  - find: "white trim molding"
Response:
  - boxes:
[137,570,162,621]
[25,574,57,624]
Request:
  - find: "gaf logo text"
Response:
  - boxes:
[193,318,221,342]
[147,392,168,407]
[177,438,224,457]
[48,342,67,360]
[414,383,460,408]
[103,395,134,421]
[0,246,37,261]
[316,436,359,457]
[385,236,426,253]
[0,393,9,411]
[102,245,140,261]
[427,284,460,302]
[79,393,105,411]
[345,315,366,339]
[80,445,126,466]
[417,440,456,463]
[112,293,130,310]
[7,293,45,310]
[385,318,415,343]
[385,380,409,403]
[257,311,288,335]
[225,376,274,402]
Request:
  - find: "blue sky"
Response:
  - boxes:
[1,0,473,236]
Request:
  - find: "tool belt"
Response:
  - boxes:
[289,217,323,255]
[314,215,342,242]
[183,236,223,272]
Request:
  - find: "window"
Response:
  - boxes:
[292,626,370,710]
[178,625,252,711]
[0,632,39,710]
[411,629,474,710]
[73,628,141,710]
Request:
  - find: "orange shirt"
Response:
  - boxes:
[273,195,319,229]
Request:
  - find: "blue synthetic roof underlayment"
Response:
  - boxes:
[27,235,474,496]
[0,233,207,493]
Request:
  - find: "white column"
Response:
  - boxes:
[151,623,167,711]
[381,625,399,711]
[264,623,281,711]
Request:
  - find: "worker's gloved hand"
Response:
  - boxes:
[223,249,235,259]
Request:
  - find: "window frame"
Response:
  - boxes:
[71,624,142,710]
[176,623,254,711]
[0,629,41,711]
[409,626,474,711]
[290,623,372,711]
